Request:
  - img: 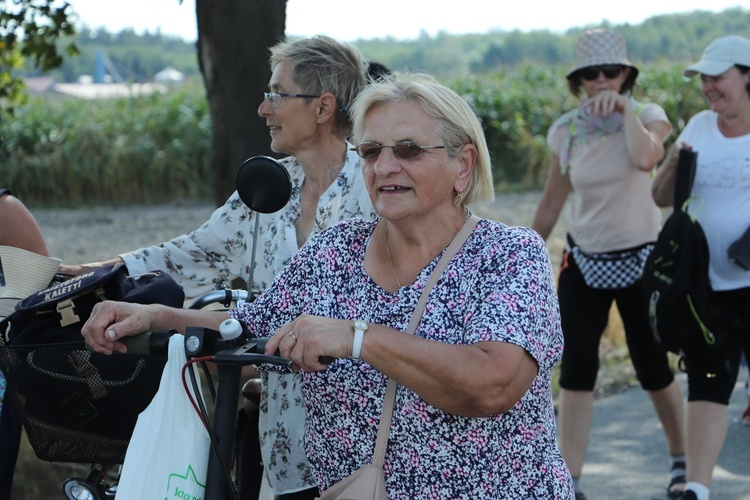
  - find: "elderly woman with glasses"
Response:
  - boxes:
[62,35,377,500]
[82,72,574,498]
[531,28,686,499]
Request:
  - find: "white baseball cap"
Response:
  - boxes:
[684,35,750,78]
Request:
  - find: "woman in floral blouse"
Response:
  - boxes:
[82,72,574,498]
[64,35,377,499]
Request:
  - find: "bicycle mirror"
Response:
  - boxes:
[236,155,292,214]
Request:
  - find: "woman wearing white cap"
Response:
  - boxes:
[652,34,750,500]
[532,28,686,499]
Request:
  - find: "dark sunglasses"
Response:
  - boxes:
[350,141,446,160]
[580,65,624,81]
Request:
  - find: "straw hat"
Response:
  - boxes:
[0,246,62,318]
[684,35,750,78]
[567,28,639,79]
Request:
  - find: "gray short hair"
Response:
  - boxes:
[270,36,367,137]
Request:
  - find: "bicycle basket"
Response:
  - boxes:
[0,339,166,464]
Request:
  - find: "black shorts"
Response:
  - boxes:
[557,251,675,392]
[683,286,750,404]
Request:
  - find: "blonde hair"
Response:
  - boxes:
[350,72,494,206]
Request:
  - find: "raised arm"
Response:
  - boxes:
[621,103,671,171]
[585,92,671,171]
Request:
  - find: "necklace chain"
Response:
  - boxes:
[384,224,402,289]
[383,210,470,290]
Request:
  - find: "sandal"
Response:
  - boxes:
[742,405,750,426]
[667,460,687,498]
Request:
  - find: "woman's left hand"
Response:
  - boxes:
[584,90,628,116]
[265,315,355,372]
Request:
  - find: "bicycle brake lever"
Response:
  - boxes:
[249,337,335,365]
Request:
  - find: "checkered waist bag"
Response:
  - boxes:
[567,234,654,290]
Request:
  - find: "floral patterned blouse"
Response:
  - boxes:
[121,147,378,494]
[231,217,574,499]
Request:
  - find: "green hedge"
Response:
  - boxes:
[0,63,707,205]
[1,81,212,206]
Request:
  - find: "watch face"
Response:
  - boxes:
[354,320,368,331]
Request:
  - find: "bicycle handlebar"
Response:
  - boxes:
[118,325,293,369]
[186,289,252,310]
[118,329,174,356]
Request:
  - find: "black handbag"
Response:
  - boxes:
[1,263,184,345]
[0,263,185,463]
[642,149,722,356]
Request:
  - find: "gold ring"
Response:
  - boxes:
[288,331,297,342]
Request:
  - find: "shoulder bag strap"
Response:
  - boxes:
[674,148,698,211]
[371,214,480,467]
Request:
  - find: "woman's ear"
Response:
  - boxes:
[454,144,476,194]
[316,93,338,124]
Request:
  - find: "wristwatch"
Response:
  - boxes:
[351,320,369,359]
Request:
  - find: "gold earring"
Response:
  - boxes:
[454,189,466,205]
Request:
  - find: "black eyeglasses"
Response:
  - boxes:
[350,141,447,160]
[263,91,320,107]
[580,65,624,81]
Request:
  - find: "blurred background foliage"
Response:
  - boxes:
[0,7,744,205]
[1,81,212,205]
[0,63,706,205]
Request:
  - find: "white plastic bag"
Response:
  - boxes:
[116,333,210,499]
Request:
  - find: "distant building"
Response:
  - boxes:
[23,76,167,99]
[22,49,178,99]
[52,82,167,99]
[154,67,185,85]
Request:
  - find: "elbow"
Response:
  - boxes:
[464,387,523,418]
[634,153,660,172]
[633,143,664,172]
[636,161,656,173]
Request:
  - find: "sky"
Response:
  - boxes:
[65,0,745,42]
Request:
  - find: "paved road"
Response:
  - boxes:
[581,374,750,500]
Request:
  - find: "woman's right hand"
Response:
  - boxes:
[81,301,156,354]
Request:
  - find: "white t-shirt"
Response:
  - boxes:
[677,110,750,291]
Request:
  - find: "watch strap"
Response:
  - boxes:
[352,326,365,359]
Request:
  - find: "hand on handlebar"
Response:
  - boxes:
[81,301,156,354]
[265,315,355,371]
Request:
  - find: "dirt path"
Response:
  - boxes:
[32,190,568,268]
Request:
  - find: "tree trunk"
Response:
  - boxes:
[195,0,286,205]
